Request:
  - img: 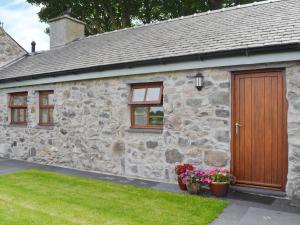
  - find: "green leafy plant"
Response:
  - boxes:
[208,168,231,183]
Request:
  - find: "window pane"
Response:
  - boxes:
[150,106,164,116]
[132,88,146,102]
[24,109,27,123]
[41,109,48,124]
[150,117,163,125]
[41,95,48,105]
[149,106,164,125]
[134,107,147,125]
[48,93,54,105]
[19,109,26,123]
[146,87,161,102]
[12,108,27,123]
[12,109,18,123]
[40,92,54,106]
[12,95,27,106]
[49,108,54,124]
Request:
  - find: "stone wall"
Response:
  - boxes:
[0,68,231,183]
[0,28,26,67]
[286,62,300,204]
[0,63,299,201]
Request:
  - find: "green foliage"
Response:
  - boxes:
[0,169,228,225]
[27,0,265,35]
[211,172,230,182]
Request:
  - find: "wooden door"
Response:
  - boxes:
[232,70,288,191]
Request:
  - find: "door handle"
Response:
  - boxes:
[235,122,242,135]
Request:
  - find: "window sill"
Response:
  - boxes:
[5,124,56,130]
[34,125,55,130]
[126,128,163,134]
[7,124,28,128]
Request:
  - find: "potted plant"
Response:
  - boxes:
[208,167,231,197]
[175,163,194,191]
[181,168,206,195]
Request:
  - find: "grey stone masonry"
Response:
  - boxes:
[0,28,26,67]
[0,68,231,183]
[286,62,300,204]
[0,62,299,203]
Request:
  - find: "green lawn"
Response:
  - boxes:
[0,170,227,225]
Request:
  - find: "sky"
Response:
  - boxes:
[0,0,49,52]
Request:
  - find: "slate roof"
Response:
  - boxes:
[0,0,300,82]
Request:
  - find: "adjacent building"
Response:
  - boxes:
[0,25,26,67]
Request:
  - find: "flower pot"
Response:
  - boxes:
[210,182,229,197]
[177,176,187,191]
[187,182,201,195]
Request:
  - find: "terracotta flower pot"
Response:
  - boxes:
[187,182,201,195]
[177,176,187,191]
[210,182,229,197]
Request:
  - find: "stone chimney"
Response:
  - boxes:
[48,7,85,49]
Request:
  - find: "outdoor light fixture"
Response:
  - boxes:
[194,73,204,91]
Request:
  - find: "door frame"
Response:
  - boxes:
[230,68,288,191]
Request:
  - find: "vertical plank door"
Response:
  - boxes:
[232,70,287,191]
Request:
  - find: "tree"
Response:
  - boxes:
[208,0,223,9]
[27,0,264,35]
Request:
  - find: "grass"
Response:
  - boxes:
[0,170,227,225]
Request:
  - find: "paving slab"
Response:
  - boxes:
[211,204,300,225]
[211,203,249,224]
[239,207,300,225]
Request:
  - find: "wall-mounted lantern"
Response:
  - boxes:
[194,73,204,91]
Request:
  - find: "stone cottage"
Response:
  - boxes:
[0,0,299,203]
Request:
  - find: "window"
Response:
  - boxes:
[9,92,28,125]
[39,91,54,125]
[129,83,163,129]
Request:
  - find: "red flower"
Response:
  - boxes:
[175,163,194,175]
